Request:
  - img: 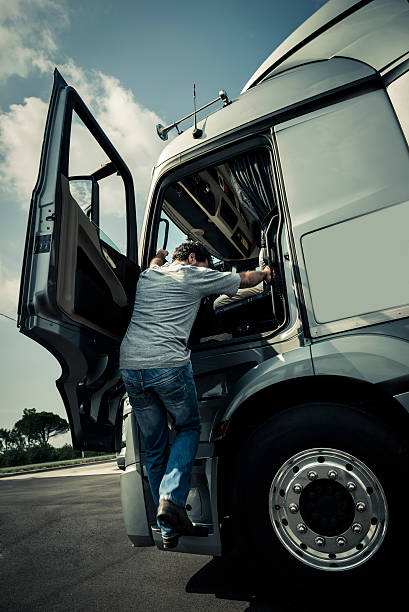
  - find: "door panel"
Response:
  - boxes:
[18,69,139,451]
[57,175,128,337]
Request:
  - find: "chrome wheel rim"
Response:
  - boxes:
[269,448,388,571]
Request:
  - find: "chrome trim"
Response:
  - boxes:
[269,448,388,571]
[310,304,409,338]
[394,391,409,415]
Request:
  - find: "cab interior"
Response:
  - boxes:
[159,147,286,344]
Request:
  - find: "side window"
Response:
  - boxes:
[68,110,127,254]
[388,70,409,146]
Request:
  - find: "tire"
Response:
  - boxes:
[231,402,409,589]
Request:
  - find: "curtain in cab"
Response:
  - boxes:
[229,149,277,228]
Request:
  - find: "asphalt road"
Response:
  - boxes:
[0,461,285,612]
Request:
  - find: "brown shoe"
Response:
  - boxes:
[157,499,207,537]
[162,533,180,549]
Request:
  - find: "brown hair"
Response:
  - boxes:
[172,241,212,266]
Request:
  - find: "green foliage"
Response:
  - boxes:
[0,408,112,467]
[0,408,70,467]
[9,428,26,449]
[14,408,69,445]
[0,447,27,467]
[26,443,56,464]
[54,444,76,461]
[0,428,15,451]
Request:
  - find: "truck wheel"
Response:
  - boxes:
[231,402,408,578]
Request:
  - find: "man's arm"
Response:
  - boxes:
[239,266,271,288]
[149,248,169,267]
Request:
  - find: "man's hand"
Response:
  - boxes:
[150,248,169,267]
[264,265,272,285]
[156,248,169,260]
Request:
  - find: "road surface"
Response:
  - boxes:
[0,461,279,611]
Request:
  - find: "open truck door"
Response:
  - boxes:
[18,69,140,452]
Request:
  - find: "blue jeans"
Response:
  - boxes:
[121,363,201,536]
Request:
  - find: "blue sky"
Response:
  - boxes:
[0,0,326,440]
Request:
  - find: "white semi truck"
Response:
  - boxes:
[18,0,409,581]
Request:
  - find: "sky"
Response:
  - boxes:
[0,0,327,443]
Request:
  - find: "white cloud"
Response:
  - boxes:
[0,96,48,209]
[0,72,164,215]
[73,71,164,214]
[0,258,19,318]
[0,0,66,82]
[0,0,165,219]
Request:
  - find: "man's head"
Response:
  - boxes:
[172,241,212,268]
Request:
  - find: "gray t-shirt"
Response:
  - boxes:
[120,263,241,370]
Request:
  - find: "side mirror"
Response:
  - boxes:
[159,218,170,250]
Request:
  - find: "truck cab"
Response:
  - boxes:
[18,0,409,579]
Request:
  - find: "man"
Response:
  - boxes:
[120,241,271,548]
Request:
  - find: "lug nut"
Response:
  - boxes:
[336,536,347,546]
[308,471,318,481]
[356,502,366,512]
[296,523,307,534]
[346,481,356,491]
[352,523,363,534]
[328,470,338,480]
[293,484,303,494]
[315,537,326,547]
[288,503,299,514]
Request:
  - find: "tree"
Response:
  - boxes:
[0,427,26,467]
[0,428,14,451]
[8,428,26,449]
[14,408,69,446]
[0,427,25,450]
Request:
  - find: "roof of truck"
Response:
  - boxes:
[242,0,409,91]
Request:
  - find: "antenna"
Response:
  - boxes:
[192,84,203,139]
[156,88,231,141]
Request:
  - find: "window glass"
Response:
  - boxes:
[68,111,127,254]
[98,173,127,253]
[69,179,92,215]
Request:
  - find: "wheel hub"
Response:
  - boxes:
[299,479,356,537]
[269,448,388,571]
